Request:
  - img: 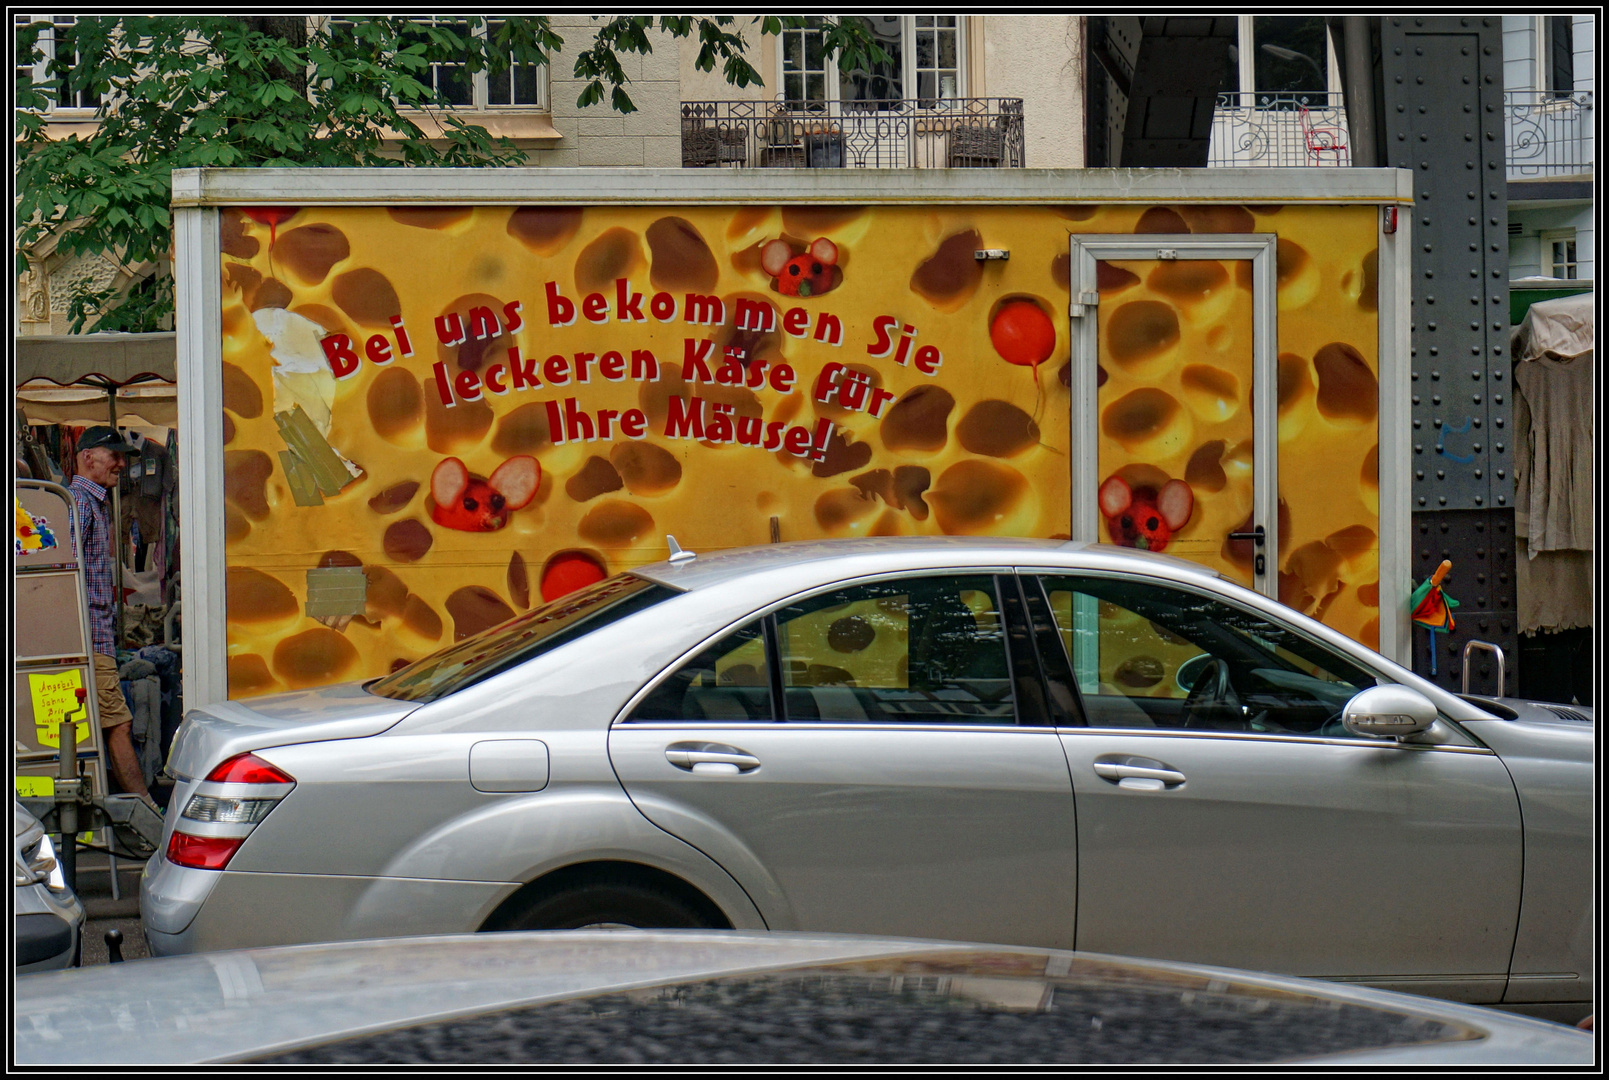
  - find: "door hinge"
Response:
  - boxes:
[1069,290,1100,317]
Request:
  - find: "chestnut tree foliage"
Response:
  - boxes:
[15,16,886,332]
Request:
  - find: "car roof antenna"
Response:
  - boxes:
[666,535,697,564]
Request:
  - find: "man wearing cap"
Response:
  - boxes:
[70,426,157,807]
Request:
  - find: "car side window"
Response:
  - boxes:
[776,575,1016,724]
[627,620,772,722]
[1035,575,1375,736]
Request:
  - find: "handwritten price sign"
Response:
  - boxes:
[29,669,90,748]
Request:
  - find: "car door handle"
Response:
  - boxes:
[1092,756,1186,788]
[665,743,761,773]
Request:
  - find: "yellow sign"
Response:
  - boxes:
[29,669,91,747]
[15,776,55,798]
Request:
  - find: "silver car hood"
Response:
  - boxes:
[167,681,417,781]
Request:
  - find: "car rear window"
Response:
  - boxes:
[368,574,676,703]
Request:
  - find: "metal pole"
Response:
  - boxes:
[1342,17,1377,167]
[108,386,124,650]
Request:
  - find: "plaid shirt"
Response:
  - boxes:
[70,474,117,656]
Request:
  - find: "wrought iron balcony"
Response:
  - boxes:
[680,98,1025,169]
[1504,91,1593,179]
[1208,92,1351,168]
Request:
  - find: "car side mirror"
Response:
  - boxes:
[1341,685,1439,739]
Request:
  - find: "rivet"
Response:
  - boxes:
[1461,46,1469,54]
[1475,495,1484,504]
[1473,443,1482,452]
[1463,76,1471,84]
[1495,417,1503,428]
[1497,495,1506,504]
[1497,469,1505,478]
[1493,366,1502,376]
[1468,244,1477,252]
[1397,76,1404,83]
[1474,418,1483,428]
[1414,443,1423,452]
[1432,395,1442,405]
[1470,269,1479,277]
[1469,217,1478,226]
[1431,370,1440,380]
[1466,161,1475,169]
[1474,395,1482,404]
[1424,243,1433,252]
[1418,496,1427,505]
[1440,496,1448,505]
[1428,322,1437,330]
[1493,394,1502,404]
[1416,470,1424,479]
[1425,270,1434,278]
[1495,442,1504,452]
[1420,134,1429,142]
[1464,134,1473,142]
[1492,269,1501,277]
[1421,162,1430,170]
[1430,347,1440,356]
[1422,217,1432,226]
[1470,322,1479,331]
[1436,468,1445,478]
[1475,469,1483,478]
[1414,420,1423,429]
[1493,347,1503,355]
[1415,46,1424,55]
[1413,396,1421,406]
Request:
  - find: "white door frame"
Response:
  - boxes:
[1068,234,1281,600]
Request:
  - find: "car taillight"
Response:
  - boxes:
[168,752,296,871]
[205,753,295,785]
[166,832,247,871]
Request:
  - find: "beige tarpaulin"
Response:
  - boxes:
[1510,292,1594,634]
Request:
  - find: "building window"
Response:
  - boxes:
[1225,17,1341,103]
[1540,16,1575,98]
[15,15,100,112]
[1543,230,1578,279]
[327,17,546,110]
[778,16,965,106]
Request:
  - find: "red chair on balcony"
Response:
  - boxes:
[1299,106,1348,165]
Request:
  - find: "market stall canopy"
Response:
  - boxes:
[15,332,177,387]
[1510,292,1593,363]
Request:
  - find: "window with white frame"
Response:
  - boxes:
[1224,17,1342,103]
[1542,229,1579,279]
[778,16,965,106]
[1539,16,1575,98]
[326,17,546,110]
[14,15,100,112]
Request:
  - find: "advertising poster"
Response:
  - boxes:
[217,202,1379,698]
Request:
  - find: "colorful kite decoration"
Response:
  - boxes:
[1409,559,1459,675]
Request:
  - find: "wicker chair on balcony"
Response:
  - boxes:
[946,101,1021,168]
[682,117,750,167]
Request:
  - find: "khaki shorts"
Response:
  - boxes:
[94,653,134,730]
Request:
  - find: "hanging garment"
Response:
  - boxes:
[1514,353,1593,555]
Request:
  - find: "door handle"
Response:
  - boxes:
[1226,525,1265,546]
[1092,755,1186,788]
[665,742,761,773]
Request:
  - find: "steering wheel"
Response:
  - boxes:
[1182,658,1244,730]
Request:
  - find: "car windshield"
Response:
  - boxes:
[368,574,676,703]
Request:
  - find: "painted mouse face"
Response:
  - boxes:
[1099,475,1194,552]
[429,455,541,532]
[761,237,840,298]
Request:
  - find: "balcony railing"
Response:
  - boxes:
[1208,92,1351,168]
[1505,91,1593,179]
[680,98,1025,169]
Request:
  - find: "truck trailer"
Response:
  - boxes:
[170,167,1413,709]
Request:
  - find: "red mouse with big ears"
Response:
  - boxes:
[761,237,840,298]
[430,456,541,533]
[1098,474,1195,553]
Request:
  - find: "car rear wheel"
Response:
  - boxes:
[496,880,718,932]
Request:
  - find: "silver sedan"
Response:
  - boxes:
[141,539,1592,1022]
